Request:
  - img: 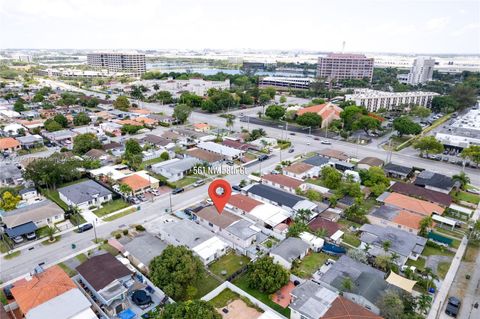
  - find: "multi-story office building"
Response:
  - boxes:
[259,76,314,90]
[87,52,146,76]
[345,89,439,112]
[317,53,374,82]
[404,57,435,85]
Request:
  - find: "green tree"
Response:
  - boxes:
[413,136,444,157]
[393,116,422,137]
[431,95,458,113]
[265,105,285,120]
[461,145,480,165]
[160,151,170,161]
[378,290,405,319]
[452,171,470,190]
[180,92,203,108]
[121,124,143,135]
[321,166,342,189]
[353,115,381,134]
[416,294,432,315]
[341,277,353,292]
[13,98,26,112]
[154,91,173,104]
[44,119,63,132]
[419,216,433,237]
[226,116,234,132]
[279,95,287,103]
[125,139,143,155]
[382,240,392,253]
[173,104,192,124]
[46,226,57,242]
[287,220,309,237]
[54,114,69,128]
[258,93,271,105]
[23,154,83,189]
[296,112,322,128]
[0,191,21,211]
[149,245,204,301]
[246,256,289,294]
[73,133,102,155]
[160,300,221,319]
[410,106,431,118]
[32,92,45,103]
[451,84,477,109]
[113,95,130,111]
[340,105,366,131]
[119,183,133,197]
[73,112,91,126]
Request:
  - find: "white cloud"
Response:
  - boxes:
[426,17,450,31]
[450,22,480,36]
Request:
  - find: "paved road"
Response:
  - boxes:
[0,149,286,284]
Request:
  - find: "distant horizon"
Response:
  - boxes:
[1,0,478,54]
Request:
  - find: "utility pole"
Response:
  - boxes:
[169,192,173,212]
[93,220,98,243]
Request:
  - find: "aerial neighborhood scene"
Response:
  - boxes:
[0,1,480,319]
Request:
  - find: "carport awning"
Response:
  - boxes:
[5,222,37,237]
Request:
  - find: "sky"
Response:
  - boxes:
[0,0,479,54]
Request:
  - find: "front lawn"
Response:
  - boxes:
[292,252,329,278]
[172,176,200,188]
[3,250,21,260]
[422,245,454,257]
[103,207,137,221]
[437,262,450,279]
[232,274,290,317]
[453,191,480,205]
[140,156,167,170]
[193,272,221,299]
[42,188,68,210]
[209,252,250,278]
[58,262,77,277]
[0,238,12,253]
[406,257,426,271]
[93,199,130,217]
[342,233,361,247]
[99,243,120,256]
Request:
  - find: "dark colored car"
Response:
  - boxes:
[445,296,461,317]
[77,223,93,233]
[172,187,184,194]
[288,148,294,153]
[232,185,242,192]
[3,284,14,300]
[258,155,269,161]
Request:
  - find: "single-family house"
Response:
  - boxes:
[119,171,159,194]
[151,158,200,182]
[296,102,343,128]
[100,122,122,137]
[0,137,20,153]
[3,123,26,136]
[383,162,414,180]
[227,194,264,215]
[390,182,452,207]
[10,265,96,319]
[197,141,244,160]
[76,253,133,317]
[261,174,306,194]
[185,148,225,166]
[357,157,384,170]
[299,232,324,252]
[283,162,319,179]
[122,233,168,274]
[359,224,427,265]
[302,155,331,168]
[368,205,424,234]
[58,180,112,210]
[0,163,24,186]
[193,122,210,132]
[377,192,445,216]
[317,149,349,161]
[414,170,458,194]
[84,148,115,165]
[270,237,310,269]
[43,130,76,148]
[16,134,44,149]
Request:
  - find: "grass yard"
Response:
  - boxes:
[42,188,69,210]
[437,262,450,279]
[463,243,479,262]
[3,250,21,260]
[209,288,239,308]
[103,207,137,221]
[140,156,167,170]
[453,191,480,205]
[342,233,361,247]
[305,178,327,187]
[0,239,12,253]
[209,252,250,278]
[58,262,77,277]
[76,253,88,263]
[93,199,130,217]
[99,243,120,256]
[292,252,329,278]
[422,245,454,257]
[193,272,221,299]
[0,289,7,305]
[172,176,200,188]
[338,219,362,231]
[232,274,290,317]
[406,257,426,271]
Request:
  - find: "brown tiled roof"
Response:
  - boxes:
[76,253,131,291]
[283,162,314,174]
[120,174,150,191]
[116,119,143,126]
[392,210,424,230]
[222,139,256,151]
[228,194,263,212]
[262,174,304,189]
[84,148,108,159]
[358,156,384,167]
[308,217,340,236]
[384,192,445,216]
[321,296,382,319]
[317,149,349,161]
[390,182,452,207]
[103,141,122,150]
[195,205,241,228]
[142,134,171,146]
[11,265,76,315]
[186,148,224,163]
[0,137,20,149]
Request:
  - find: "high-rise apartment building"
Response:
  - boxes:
[317,53,374,82]
[87,52,146,76]
[406,57,435,85]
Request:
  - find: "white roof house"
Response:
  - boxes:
[192,236,230,262]
[299,232,325,252]
[197,141,244,159]
[3,123,26,134]
[90,165,129,180]
[151,158,200,182]
[247,203,291,227]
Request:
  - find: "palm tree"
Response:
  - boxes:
[226,116,234,133]
[452,171,470,190]
[382,240,392,253]
[390,252,400,264]
[315,228,328,238]
[46,226,56,242]
[119,184,133,199]
[417,294,432,315]
[341,277,353,292]
[423,267,438,292]
[363,243,371,254]
[419,216,433,237]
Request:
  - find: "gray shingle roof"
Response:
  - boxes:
[247,184,303,208]
[383,162,413,176]
[58,180,112,205]
[123,233,167,267]
[414,170,456,190]
[302,155,330,167]
[225,219,258,240]
[270,237,309,262]
[159,219,213,249]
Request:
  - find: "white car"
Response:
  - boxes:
[321,140,332,145]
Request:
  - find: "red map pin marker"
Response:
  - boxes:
[208,179,232,214]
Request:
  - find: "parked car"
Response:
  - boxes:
[130,197,141,204]
[321,140,332,145]
[232,185,242,192]
[12,236,24,244]
[314,137,320,141]
[226,160,234,166]
[150,189,160,196]
[289,132,296,135]
[77,223,93,233]
[26,232,36,240]
[193,180,205,187]
[288,148,295,153]
[137,195,146,202]
[258,155,269,161]
[445,296,461,317]
[3,285,14,300]
[172,187,184,194]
